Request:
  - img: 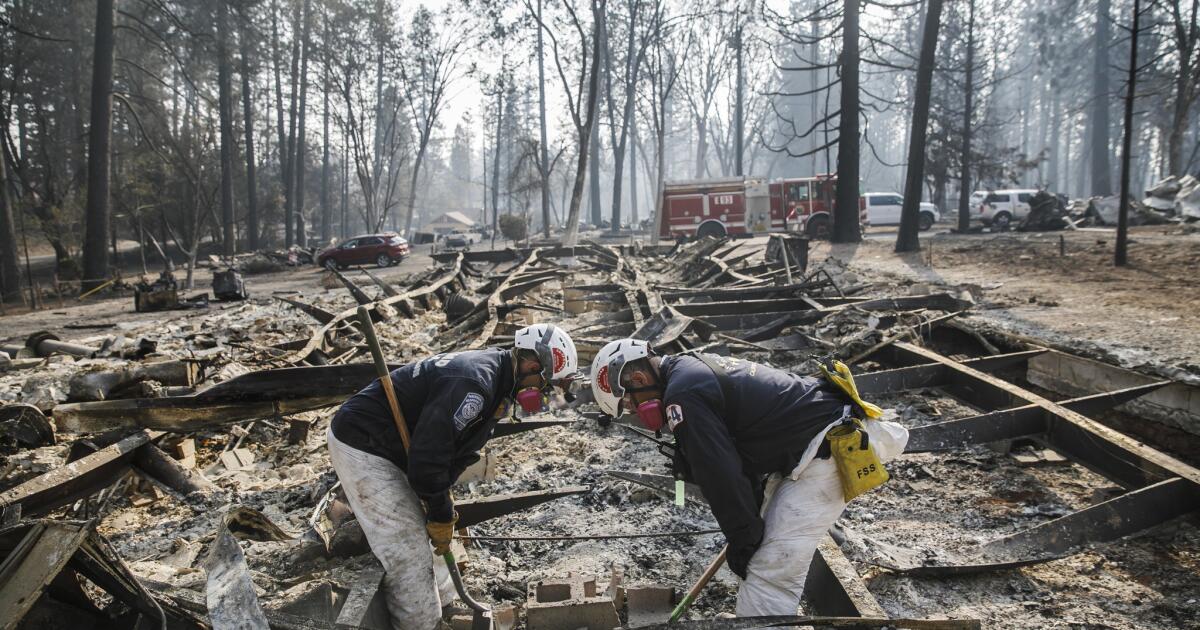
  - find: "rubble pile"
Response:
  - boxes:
[1076,176,1200,228]
[0,237,1195,629]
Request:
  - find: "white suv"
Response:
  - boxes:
[969,189,1038,229]
[862,192,941,231]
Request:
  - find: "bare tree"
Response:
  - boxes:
[956,0,977,233]
[399,6,469,236]
[82,0,116,291]
[532,0,607,246]
[896,0,945,253]
[1117,0,1145,266]
[832,0,861,243]
[639,0,689,243]
[1090,0,1113,196]
[238,6,260,251]
[217,0,237,255]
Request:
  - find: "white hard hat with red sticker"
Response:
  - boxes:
[514,323,578,382]
[590,338,651,417]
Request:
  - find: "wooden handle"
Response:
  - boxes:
[356,306,411,452]
[668,544,727,622]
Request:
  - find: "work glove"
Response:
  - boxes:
[726,538,762,581]
[426,511,458,556]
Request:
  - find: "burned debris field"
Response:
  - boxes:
[8,0,1200,627]
[0,235,1196,629]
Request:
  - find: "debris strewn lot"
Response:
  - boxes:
[0,235,1197,629]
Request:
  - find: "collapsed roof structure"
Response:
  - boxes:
[0,235,1196,629]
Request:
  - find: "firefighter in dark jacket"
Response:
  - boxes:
[327,324,579,629]
[590,339,907,617]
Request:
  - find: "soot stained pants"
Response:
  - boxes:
[327,427,455,630]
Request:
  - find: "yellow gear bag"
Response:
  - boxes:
[819,359,884,419]
[819,358,888,501]
[825,419,889,502]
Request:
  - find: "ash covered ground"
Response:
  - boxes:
[1,240,1197,629]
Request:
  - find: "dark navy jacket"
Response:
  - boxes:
[659,354,847,565]
[331,348,515,522]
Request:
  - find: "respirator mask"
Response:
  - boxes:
[607,355,664,432]
[514,327,580,417]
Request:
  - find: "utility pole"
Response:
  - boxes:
[1115,0,1140,267]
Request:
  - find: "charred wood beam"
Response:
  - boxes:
[695,311,826,334]
[358,268,400,297]
[276,296,337,325]
[134,442,216,496]
[673,297,831,318]
[332,269,375,306]
[0,521,91,627]
[67,360,202,402]
[868,477,1199,576]
[490,419,575,438]
[55,364,400,433]
[457,485,590,528]
[904,382,1167,453]
[467,250,542,350]
[283,254,463,365]
[889,342,1200,491]
[854,350,1046,396]
[657,279,840,302]
[0,431,149,519]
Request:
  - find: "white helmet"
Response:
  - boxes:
[514,324,579,382]
[590,339,651,417]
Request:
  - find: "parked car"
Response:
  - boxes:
[317,233,410,270]
[443,233,471,249]
[968,189,1039,229]
[862,192,940,230]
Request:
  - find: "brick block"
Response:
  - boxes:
[526,574,619,630]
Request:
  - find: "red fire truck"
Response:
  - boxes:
[658,174,866,240]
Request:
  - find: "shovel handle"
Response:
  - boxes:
[356,306,411,451]
[668,545,727,622]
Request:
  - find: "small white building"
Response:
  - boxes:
[424,211,477,235]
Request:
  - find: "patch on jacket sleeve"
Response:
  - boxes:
[666,404,685,431]
[454,392,485,431]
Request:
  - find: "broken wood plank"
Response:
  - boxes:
[0,431,149,518]
[0,521,90,629]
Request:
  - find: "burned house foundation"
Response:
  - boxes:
[0,237,1196,629]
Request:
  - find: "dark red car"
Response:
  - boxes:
[318,233,410,270]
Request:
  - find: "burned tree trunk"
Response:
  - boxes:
[82,0,115,291]
[537,0,551,238]
[956,0,977,234]
[1090,0,1113,196]
[0,137,19,301]
[293,0,312,247]
[239,11,260,251]
[1116,0,1141,267]
[217,0,237,256]
[832,0,862,243]
[320,22,331,245]
[896,0,944,253]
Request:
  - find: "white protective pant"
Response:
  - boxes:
[735,416,909,617]
[327,427,456,630]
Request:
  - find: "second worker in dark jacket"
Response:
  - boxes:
[590,338,907,617]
